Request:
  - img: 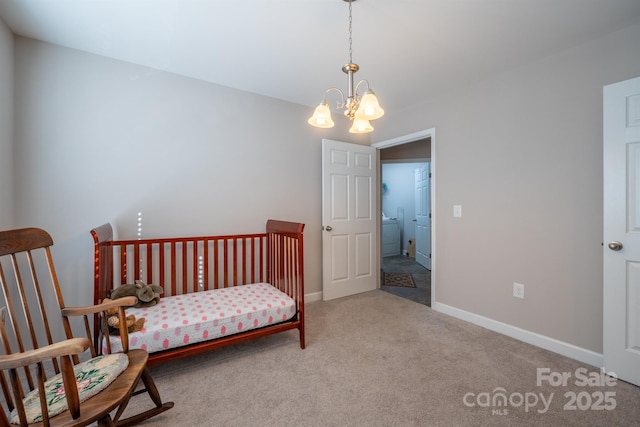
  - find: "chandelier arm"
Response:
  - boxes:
[354,79,371,98]
[323,87,346,109]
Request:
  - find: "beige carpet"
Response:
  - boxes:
[122,290,640,426]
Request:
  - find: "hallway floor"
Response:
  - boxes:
[381,255,431,306]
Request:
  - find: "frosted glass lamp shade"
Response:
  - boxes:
[308,101,335,128]
[349,113,374,134]
[357,90,384,120]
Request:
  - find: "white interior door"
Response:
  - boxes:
[322,139,377,301]
[415,165,431,270]
[603,76,640,386]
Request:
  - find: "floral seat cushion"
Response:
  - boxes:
[10,353,129,425]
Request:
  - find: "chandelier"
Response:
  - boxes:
[307,0,384,134]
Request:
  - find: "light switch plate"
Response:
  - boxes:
[453,205,462,218]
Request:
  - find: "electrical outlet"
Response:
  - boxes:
[513,282,525,299]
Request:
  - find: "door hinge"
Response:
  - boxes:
[429,173,432,178]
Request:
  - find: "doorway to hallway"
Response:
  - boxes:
[375,129,434,307]
[381,255,431,306]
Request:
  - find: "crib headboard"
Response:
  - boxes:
[265,219,305,306]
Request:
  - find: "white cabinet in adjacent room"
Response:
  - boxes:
[382,219,401,257]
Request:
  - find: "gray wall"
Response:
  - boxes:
[12,38,367,308]
[373,22,640,354]
[0,17,12,229]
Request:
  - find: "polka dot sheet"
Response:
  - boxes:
[103,282,297,354]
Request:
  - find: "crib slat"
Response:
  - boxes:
[241,238,246,285]
[159,242,165,290]
[170,242,176,296]
[223,238,228,288]
[233,239,238,286]
[133,245,140,282]
[213,239,219,289]
[146,243,152,284]
[259,236,264,283]
[202,240,209,291]
[253,237,257,283]
[120,245,127,285]
[191,240,196,293]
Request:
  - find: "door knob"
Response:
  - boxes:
[608,241,623,251]
[324,226,333,231]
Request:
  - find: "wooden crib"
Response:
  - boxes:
[91,219,305,365]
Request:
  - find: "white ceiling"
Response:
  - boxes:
[1,0,639,114]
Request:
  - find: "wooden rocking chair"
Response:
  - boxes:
[0,227,174,426]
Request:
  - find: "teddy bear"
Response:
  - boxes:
[101,297,145,335]
[110,280,164,308]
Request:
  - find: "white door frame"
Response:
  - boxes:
[373,128,436,304]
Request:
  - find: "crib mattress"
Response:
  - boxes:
[103,282,297,354]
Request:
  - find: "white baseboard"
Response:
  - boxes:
[432,302,603,368]
[305,291,323,303]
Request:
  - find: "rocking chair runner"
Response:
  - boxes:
[0,227,174,426]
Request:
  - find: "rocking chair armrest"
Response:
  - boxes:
[0,337,90,370]
[61,296,138,317]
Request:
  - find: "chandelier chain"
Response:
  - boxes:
[348,0,353,64]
